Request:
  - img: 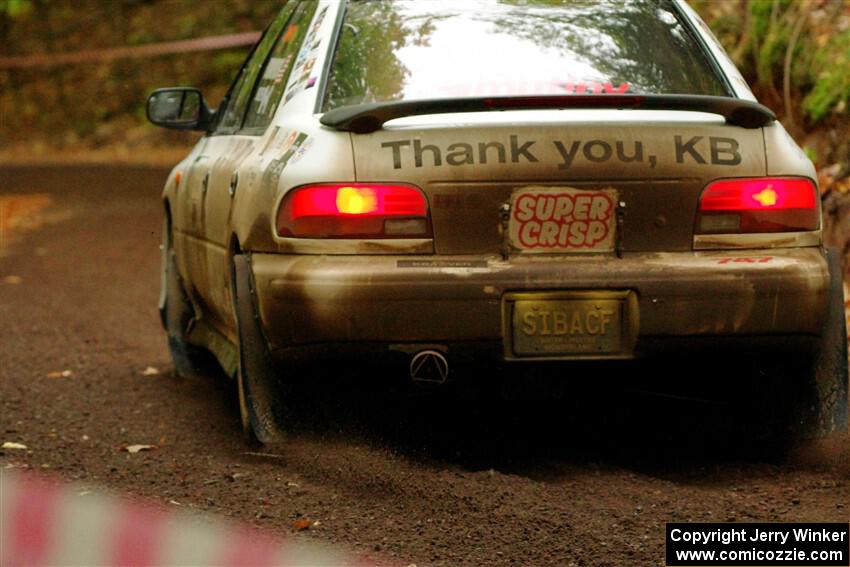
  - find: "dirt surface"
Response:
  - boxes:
[1,165,848,567]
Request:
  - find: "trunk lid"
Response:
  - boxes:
[350,110,766,254]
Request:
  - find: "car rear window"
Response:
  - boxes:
[323,0,729,111]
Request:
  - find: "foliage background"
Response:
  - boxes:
[0,0,279,159]
[692,0,850,193]
[0,0,848,184]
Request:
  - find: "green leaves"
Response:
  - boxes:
[695,0,849,126]
[803,30,850,122]
[0,0,31,18]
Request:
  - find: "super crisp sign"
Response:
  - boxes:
[508,186,617,252]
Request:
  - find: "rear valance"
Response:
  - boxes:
[320,94,776,134]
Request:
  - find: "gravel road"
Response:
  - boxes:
[1,165,847,566]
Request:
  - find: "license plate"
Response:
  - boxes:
[503,291,637,359]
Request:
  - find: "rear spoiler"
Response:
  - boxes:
[320,94,775,134]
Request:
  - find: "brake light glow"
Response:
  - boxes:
[751,187,777,207]
[336,186,377,214]
[277,183,430,238]
[696,177,819,234]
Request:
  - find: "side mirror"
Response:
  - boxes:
[146,88,213,131]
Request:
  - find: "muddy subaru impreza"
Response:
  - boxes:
[148,0,848,442]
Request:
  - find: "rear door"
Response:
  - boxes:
[201,0,320,335]
[180,5,294,335]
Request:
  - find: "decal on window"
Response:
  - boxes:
[283,5,329,104]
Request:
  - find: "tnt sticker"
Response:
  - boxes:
[509,186,617,252]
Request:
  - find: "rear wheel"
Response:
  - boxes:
[160,220,208,378]
[747,249,849,441]
[795,248,848,437]
[233,254,285,443]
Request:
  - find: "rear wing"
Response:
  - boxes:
[320,94,775,134]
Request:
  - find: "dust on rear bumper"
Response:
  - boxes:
[250,248,830,353]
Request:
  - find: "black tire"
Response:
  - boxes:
[735,249,848,442]
[159,220,208,378]
[233,254,285,443]
[794,248,849,437]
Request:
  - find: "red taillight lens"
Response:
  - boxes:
[277,183,431,238]
[696,177,819,234]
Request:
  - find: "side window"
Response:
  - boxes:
[242,1,318,132]
[214,3,297,135]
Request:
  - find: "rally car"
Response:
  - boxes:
[148,0,848,442]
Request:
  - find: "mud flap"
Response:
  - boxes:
[161,222,208,377]
[233,254,284,443]
[158,223,169,330]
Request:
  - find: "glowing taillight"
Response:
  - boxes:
[277,183,431,238]
[696,177,819,234]
[335,187,377,214]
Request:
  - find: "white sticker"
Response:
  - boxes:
[509,186,617,253]
[262,57,286,80]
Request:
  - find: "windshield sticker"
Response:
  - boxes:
[283,5,329,104]
[380,135,742,170]
[274,55,294,84]
[281,23,300,44]
[509,187,617,252]
[253,85,274,115]
[305,5,328,43]
[262,57,286,81]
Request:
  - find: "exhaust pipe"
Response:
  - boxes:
[409,349,449,384]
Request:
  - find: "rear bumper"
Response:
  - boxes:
[251,248,830,357]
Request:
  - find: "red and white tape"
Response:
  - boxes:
[0,471,367,566]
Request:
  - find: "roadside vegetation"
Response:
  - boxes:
[693,0,850,195]
[0,0,277,162]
